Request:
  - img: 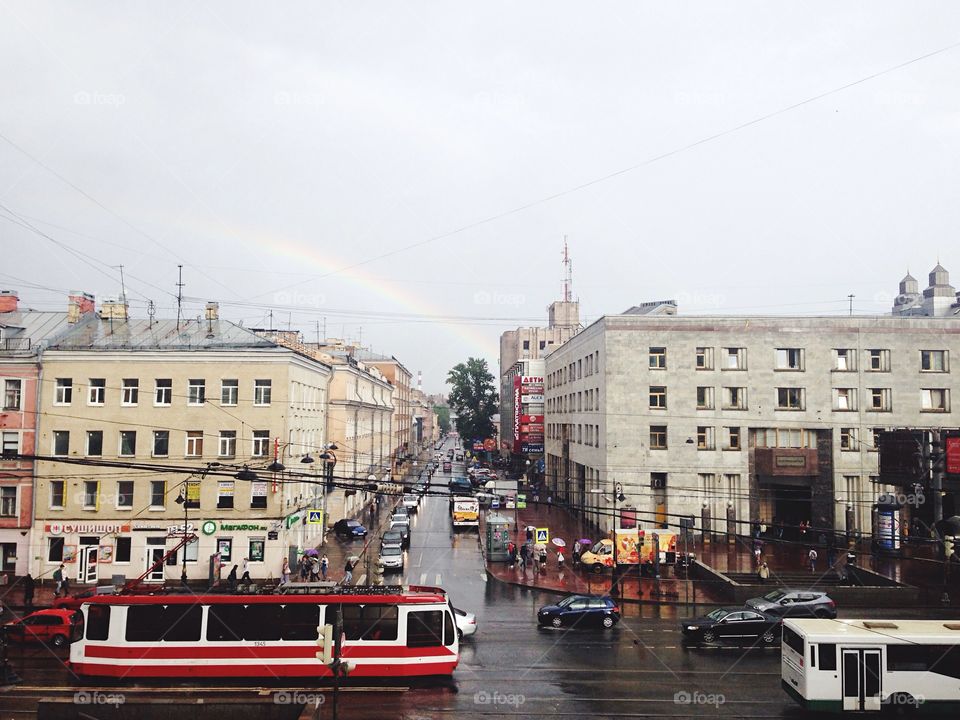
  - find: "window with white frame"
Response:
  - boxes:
[867,349,890,372]
[154,379,172,406]
[116,480,134,509]
[4,378,22,410]
[649,347,666,369]
[54,378,73,405]
[696,386,714,410]
[697,426,716,450]
[83,480,99,509]
[756,428,817,448]
[221,379,238,405]
[833,388,857,411]
[921,350,948,372]
[88,378,105,405]
[187,379,205,405]
[834,348,856,371]
[185,431,204,457]
[50,480,65,509]
[86,430,103,456]
[219,430,236,458]
[0,487,16,517]
[252,430,270,457]
[723,347,746,370]
[696,347,714,370]
[1,431,19,457]
[254,379,272,406]
[121,378,139,406]
[725,426,741,450]
[921,388,949,412]
[119,430,136,457]
[52,430,69,455]
[775,348,804,371]
[723,386,747,410]
[840,427,858,451]
[868,388,892,411]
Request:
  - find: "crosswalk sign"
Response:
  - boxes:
[536,528,549,544]
[307,510,323,524]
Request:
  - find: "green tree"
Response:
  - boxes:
[446,358,498,442]
[434,404,451,434]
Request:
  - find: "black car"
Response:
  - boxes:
[537,595,620,629]
[681,607,781,645]
[333,519,367,539]
[745,589,837,619]
[381,528,409,549]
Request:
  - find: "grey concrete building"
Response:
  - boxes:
[544,312,960,539]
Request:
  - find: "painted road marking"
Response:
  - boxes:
[420,572,427,584]
[480,571,488,582]
[435,573,442,585]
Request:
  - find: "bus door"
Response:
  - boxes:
[841,648,882,711]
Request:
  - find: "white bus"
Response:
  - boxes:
[782,618,960,713]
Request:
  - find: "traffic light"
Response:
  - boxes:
[316,623,333,664]
[945,536,955,560]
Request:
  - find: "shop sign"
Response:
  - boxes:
[45,523,130,536]
[522,394,544,404]
[201,520,218,536]
[219,523,268,532]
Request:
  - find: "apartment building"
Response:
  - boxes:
[32,301,332,583]
[545,312,960,539]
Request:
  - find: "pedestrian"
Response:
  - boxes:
[320,554,329,581]
[808,547,818,573]
[758,561,770,583]
[343,559,354,586]
[23,573,35,609]
[573,540,582,568]
[53,563,64,598]
[759,518,767,537]
[281,558,291,585]
[299,556,309,581]
[538,546,547,573]
[520,544,530,571]
[753,543,762,566]
[61,571,70,597]
[240,557,249,578]
[557,550,565,570]
[227,564,238,591]
[507,542,516,568]
[310,556,320,581]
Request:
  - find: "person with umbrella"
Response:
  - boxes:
[552,538,566,570]
[519,543,530,572]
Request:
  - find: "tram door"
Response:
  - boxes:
[79,545,99,584]
[841,648,882,711]
[144,547,166,581]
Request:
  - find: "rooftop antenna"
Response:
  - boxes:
[562,235,573,302]
[117,264,127,306]
[848,294,855,316]
[269,309,274,331]
[147,300,156,328]
[176,265,184,331]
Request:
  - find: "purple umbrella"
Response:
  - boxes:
[304,548,319,556]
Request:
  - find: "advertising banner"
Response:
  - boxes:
[521,443,544,454]
[520,414,544,424]
[513,376,522,454]
[520,423,545,434]
[522,393,544,404]
[947,435,960,476]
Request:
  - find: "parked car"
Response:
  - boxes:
[3,608,83,648]
[402,494,419,512]
[680,607,782,645]
[537,595,620,629]
[442,461,452,473]
[745,589,837,619]
[381,528,407,550]
[450,602,477,639]
[379,545,404,572]
[333,519,367,539]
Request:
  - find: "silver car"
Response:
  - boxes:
[745,589,837,618]
[379,545,404,572]
[450,603,477,639]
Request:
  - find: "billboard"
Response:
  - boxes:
[522,393,544,404]
[947,435,960,476]
[520,414,543,424]
[520,423,544,434]
[521,442,544,454]
[513,376,522,453]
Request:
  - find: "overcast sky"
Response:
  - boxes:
[2,2,959,394]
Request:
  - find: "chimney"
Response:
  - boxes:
[99,296,129,321]
[0,290,18,313]
[67,291,95,323]
[205,302,219,321]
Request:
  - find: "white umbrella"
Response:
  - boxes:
[551,538,566,548]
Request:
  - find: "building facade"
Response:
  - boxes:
[545,313,960,539]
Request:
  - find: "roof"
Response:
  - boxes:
[0,310,74,355]
[46,318,277,351]
[785,618,960,643]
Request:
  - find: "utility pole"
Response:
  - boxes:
[848,294,854,316]
[176,265,184,331]
[932,429,944,523]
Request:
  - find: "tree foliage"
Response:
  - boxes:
[446,358,498,442]
[434,404,451,434]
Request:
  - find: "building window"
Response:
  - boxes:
[756,428,817,449]
[522,340,530,350]
[921,388,949,412]
[116,480,134,509]
[651,473,667,490]
[50,480,65,509]
[54,378,73,405]
[833,388,857,411]
[696,386,714,410]
[0,487,16,517]
[155,379,172,406]
[52,430,69,456]
[254,379,272,406]
[115,537,132,563]
[153,430,169,457]
[48,537,64,562]
[221,379,238,406]
[252,430,270,457]
[217,481,235,509]
[649,347,666,369]
[86,430,103,457]
[1,431,19,457]
[725,426,741,450]
[3,378,21,410]
[723,347,746,370]
[650,425,667,450]
[121,378,139,406]
[539,340,546,350]
[219,431,237,458]
[868,388,892,411]
[723,387,747,410]
[149,480,166,509]
[697,426,716,450]
[87,378,105,405]
[921,350,948,372]
[185,431,204,457]
[775,348,804,371]
[776,387,804,410]
[867,349,890,372]
[840,428,858,451]
[251,482,268,509]
[83,481,99,510]
[834,349,855,371]
[119,430,137,457]
[649,386,667,409]
[696,347,714,370]
[188,379,206,405]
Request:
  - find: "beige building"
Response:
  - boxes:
[33,301,332,584]
[411,388,439,451]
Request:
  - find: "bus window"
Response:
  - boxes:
[280,604,320,641]
[810,644,817,668]
[86,606,110,641]
[364,606,398,641]
[820,643,837,671]
[407,611,443,648]
[782,626,804,656]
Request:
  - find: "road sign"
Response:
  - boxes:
[307,510,324,525]
[536,528,549,544]
[491,497,500,509]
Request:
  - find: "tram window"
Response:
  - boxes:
[86,606,110,641]
[363,606,398,641]
[406,610,443,648]
[341,605,364,640]
[207,604,246,642]
[126,605,166,641]
[162,605,201,642]
[444,611,455,647]
[244,605,282,641]
[819,644,837,671]
[280,604,320,641]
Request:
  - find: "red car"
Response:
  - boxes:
[3,608,83,647]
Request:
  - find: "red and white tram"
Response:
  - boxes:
[69,585,458,679]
